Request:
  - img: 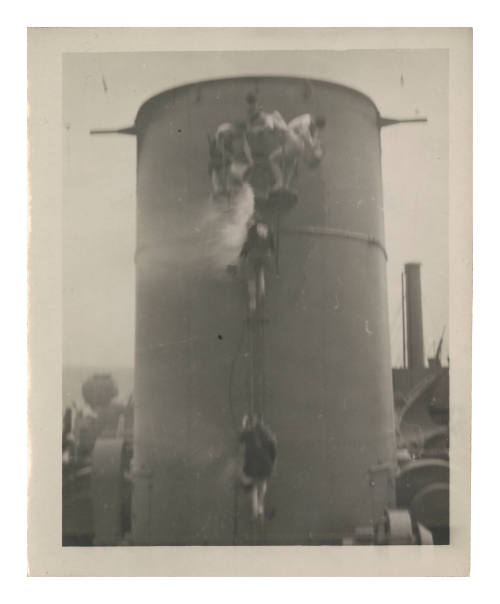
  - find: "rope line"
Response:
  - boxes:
[227,317,248,436]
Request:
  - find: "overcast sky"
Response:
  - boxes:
[63,49,448,368]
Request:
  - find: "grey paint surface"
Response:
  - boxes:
[132,77,396,545]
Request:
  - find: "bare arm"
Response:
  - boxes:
[248,113,275,135]
[242,135,253,165]
[271,111,289,133]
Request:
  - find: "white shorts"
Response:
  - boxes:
[283,130,305,156]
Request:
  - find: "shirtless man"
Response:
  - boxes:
[210,121,253,197]
[246,93,275,134]
[240,215,275,314]
[269,113,326,190]
[239,414,277,521]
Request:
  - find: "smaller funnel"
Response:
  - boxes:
[405,263,425,369]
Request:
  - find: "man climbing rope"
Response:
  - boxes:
[240,215,274,314]
[268,113,326,190]
[239,415,277,521]
[209,121,253,198]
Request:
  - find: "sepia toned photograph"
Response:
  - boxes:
[28,28,471,575]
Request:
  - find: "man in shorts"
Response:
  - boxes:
[239,414,277,521]
[268,113,326,190]
[240,215,275,314]
[209,121,253,198]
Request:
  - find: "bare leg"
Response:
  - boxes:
[257,480,267,519]
[284,157,299,189]
[269,147,284,190]
[211,170,221,196]
[248,273,257,313]
[282,133,303,189]
[251,485,259,519]
[258,266,266,300]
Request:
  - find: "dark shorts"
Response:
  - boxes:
[240,428,277,480]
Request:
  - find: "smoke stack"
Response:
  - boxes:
[404,263,425,369]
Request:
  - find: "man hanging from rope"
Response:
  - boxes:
[238,414,277,521]
[209,120,253,199]
[268,113,326,191]
[239,214,275,314]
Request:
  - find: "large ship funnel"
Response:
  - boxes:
[130,77,398,544]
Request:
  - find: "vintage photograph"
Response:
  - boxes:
[60,47,451,548]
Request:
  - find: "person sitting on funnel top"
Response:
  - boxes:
[269,113,326,190]
[209,121,253,198]
[240,215,275,314]
[239,414,277,521]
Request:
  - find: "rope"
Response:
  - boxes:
[249,314,255,419]
[230,215,276,538]
[229,312,253,544]
[232,487,239,545]
[257,322,263,421]
[227,316,248,436]
[274,213,281,276]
